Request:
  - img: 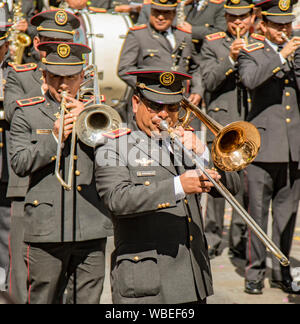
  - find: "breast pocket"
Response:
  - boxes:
[24,191,55,236]
[115,250,161,298]
[142,49,161,64]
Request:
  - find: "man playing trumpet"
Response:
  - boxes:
[9,42,112,304]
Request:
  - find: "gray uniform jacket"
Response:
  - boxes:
[294,47,300,91]
[9,91,112,243]
[94,121,240,304]
[238,40,300,163]
[118,23,203,95]
[200,32,256,142]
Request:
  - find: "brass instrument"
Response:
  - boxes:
[161,98,290,267]
[55,65,122,191]
[177,0,188,26]
[9,1,32,64]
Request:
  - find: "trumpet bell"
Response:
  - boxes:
[212,121,261,172]
[75,104,122,147]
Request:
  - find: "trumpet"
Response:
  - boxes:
[163,98,290,267]
[55,65,122,191]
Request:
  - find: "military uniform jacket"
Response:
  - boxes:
[200,32,258,142]
[9,92,112,243]
[4,62,43,123]
[94,121,240,304]
[118,23,203,95]
[238,40,300,163]
[184,0,226,50]
[294,47,300,91]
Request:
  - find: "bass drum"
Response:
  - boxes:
[75,11,133,108]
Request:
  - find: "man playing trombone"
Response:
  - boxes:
[9,42,112,304]
[238,0,300,295]
[94,68,241,304]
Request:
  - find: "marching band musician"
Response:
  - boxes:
[9,42,112,304]
[118,0,204,122]
[0,3,12,293]
[94,68,240,304]
[4,9,80,304]
[238,0,300,295]
[200,0,257,260]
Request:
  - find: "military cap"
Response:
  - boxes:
[0,3,12,46]
[257,0,298,23]
[31,10,80,40]
[38,42,91,76]
[127,68,192,104]
[224,0,255,15]
[151,0,178,11]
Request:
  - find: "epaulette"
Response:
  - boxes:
[210,0,224,4]
[205,32,226,41]
[251,33,265,41]
[177,26,192,34]
[244,42,264,53]
[130,24,147,31]
[103,128,131,139]
[143,0,151,4]
[16,96,45,107]
[8,62,38,72]
[88,7,107,13]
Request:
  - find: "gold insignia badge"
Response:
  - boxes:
[55,10,68,26]
[160,72,175,86]
[279,0,290,11]
[231,0,240,4]
[57,44,71,58]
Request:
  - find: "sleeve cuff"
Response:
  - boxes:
[174,176,186,201]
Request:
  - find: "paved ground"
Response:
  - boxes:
[100,202,300,305]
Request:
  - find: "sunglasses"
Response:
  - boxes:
[141,97,181,113]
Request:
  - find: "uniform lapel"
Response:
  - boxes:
[173,27,186,54]
[149,23,172,53]
[38,92,58,122]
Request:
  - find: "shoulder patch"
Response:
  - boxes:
[205,32,226,41]
[130,24,147,31]
[251,33,265,41]
[8,62,38,72]
[88,7,107,13]
[103,128,131,139]
[177,26,192,34]
[244,42,265,53]
[210,0,225,4]
[16,96,45,107]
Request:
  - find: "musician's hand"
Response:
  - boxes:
[188,93,202,106]
[16,19,28,32]
[230,38,246,61]
[178,22,192,33]
[180,169,221,194]
[280,37,300,59]
[175,126,205,155]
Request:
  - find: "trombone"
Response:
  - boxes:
[160,97,290,267]
[55,65,122,191]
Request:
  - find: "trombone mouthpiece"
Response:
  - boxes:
[159,120,170,132]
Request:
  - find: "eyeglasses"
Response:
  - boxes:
[141,97,181,113]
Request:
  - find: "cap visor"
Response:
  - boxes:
[225,8,252,15]
[38,30,74,40]
[265,14,295,24]
[44,64,83,76]
[151,4,177,10]
[141,89,183,105]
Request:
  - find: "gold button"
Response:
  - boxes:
[150,53,154,57]
[133,256,139,261]
[190,235,193,242]
[51,156,56,161]
[247,98,252,103]
[0,143,3,148]
[166,203,170,207]
[73,155,78,160]
[285,79,289,84]
[214,107,220,112]
[184,199,188,205]
[188,217,192,223]
[158,204,162,209]
[286,92,290,97]
[161,203,166,208]
[286,118,291,123]
[286,105,291,111]
[33,200,39,206]
[171,54,176,58]
[205,23,210,27]
[77,186,82,192]
[75,170,81,176]
[0,128,3,133]
[144,181,150,186]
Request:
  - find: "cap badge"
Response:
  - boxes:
[57,44,71,58]
[231,0,241,4]
[160,72,175,86]
[279,0,290,11]
[55,10,68,26]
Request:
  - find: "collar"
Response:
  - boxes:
[265,38,287,52]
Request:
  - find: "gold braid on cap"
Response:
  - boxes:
[137,82,183,95]
[42,58,86,65]
[224,4,254,8]
[261,11,293,16]
[37,26,75,35]
[151,0,178,7]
